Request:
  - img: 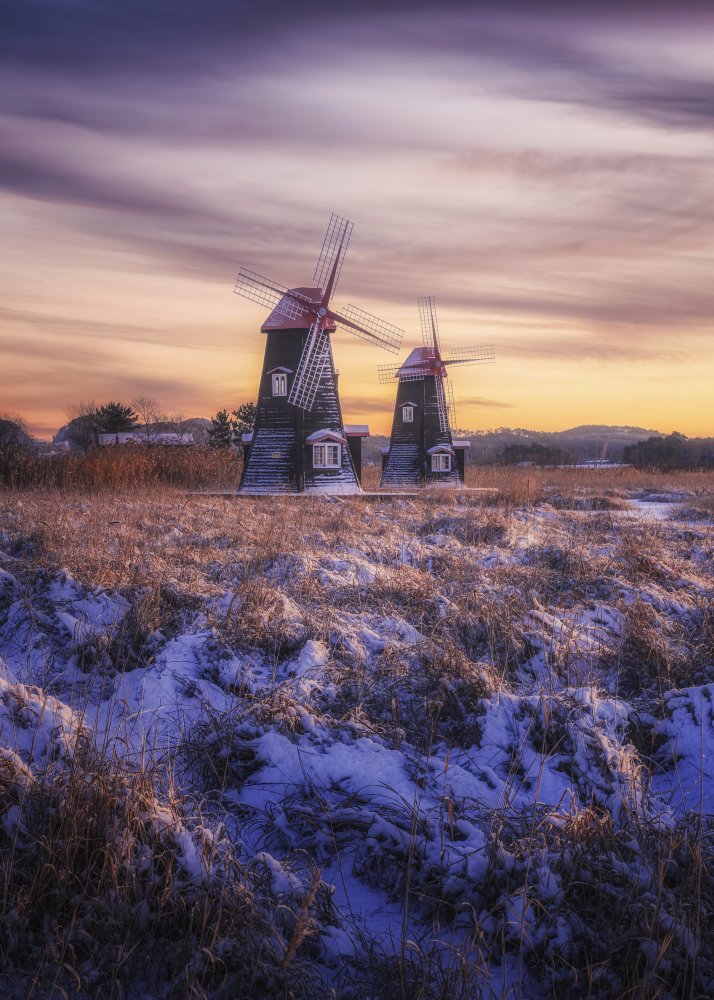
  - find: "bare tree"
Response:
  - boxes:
[163,411,185,435]
[132,396,163,444]
[62,401,100,452]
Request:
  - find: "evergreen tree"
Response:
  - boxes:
[208,409,234,449]
[622,432,704,470]
[97,402,138,433]
[231,403,256,455]
[231,403,256,436]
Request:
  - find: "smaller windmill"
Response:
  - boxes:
[379,296,494,487]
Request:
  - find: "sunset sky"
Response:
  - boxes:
[1,1,713,439]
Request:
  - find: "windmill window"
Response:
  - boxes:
[313,443,341,469]
[431,453,451,472]
[272,373,288,396]
[402,406,414,423]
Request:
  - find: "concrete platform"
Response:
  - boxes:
[422,487,499,494]
[188,488,499,500]
[188,491,419,499]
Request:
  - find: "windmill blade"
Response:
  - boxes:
[435,377,450,434]
[378,363,426,384]
[288,323,331,412]
[418,295,441,354]
[333,304,403,354]
[443,345,495,367]
[378,363,402,384]
[444,375,457,429]
[398,367,432,382]
[314,214,354,298]
[234,267,313,322]
[379,361,440,383]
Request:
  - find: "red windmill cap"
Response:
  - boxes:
[261,287,336,333]
[397,346,442,378]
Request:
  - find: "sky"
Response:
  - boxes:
[1,1,713,439]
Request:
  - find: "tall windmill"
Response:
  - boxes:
[379,296,494,487]
[233,214,403,494]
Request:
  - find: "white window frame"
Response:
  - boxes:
[313,442,341,469]
[271,372,288,396]
[402,405,414,423]
[431,453,451,472]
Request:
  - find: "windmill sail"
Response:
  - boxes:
[234,268,313,321]
[314,214,353,297]
[434,376,449,434]
[418,295,441,354]
[334,303,402,354]
[444,375,456,428]
[288,323,332,411]
[443,345,495,367]
[378,363,432,384]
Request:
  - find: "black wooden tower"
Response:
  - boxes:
[233,215,403,494]
[379,297,494,488]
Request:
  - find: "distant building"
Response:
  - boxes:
[32,440,72,456]
[98,432,194,447]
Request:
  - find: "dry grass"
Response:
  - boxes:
[0,467,713,998]
[0,445,240,491]
[0,729,321,999]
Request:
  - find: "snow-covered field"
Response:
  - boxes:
[0,478,713,999]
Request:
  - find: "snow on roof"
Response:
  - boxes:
[344,424,369,437]
[305,429,347,445]
[452,439,471,449]
[267,366,294,374]
[400,401,419,407]
[426,444,455,455]
[397,346,441,379]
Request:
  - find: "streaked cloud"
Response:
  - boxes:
[459,397,514,409]
[1,1,713,438]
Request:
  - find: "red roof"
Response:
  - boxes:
[262,287,336,333]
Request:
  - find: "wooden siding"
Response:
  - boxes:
[239,327,361,494]
[381,374,463,487]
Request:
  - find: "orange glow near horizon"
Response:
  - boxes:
[2,9,714,441]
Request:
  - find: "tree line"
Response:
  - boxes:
[623,432,714,470]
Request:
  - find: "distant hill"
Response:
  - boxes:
[363,424,671,465]
[462,425,664,463]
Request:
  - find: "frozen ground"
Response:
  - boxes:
[0,482,712,998]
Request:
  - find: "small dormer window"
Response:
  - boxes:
[272,373,288,396]
[431,453,451,472]
[313,443,341,469]
[402,405,414,423]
